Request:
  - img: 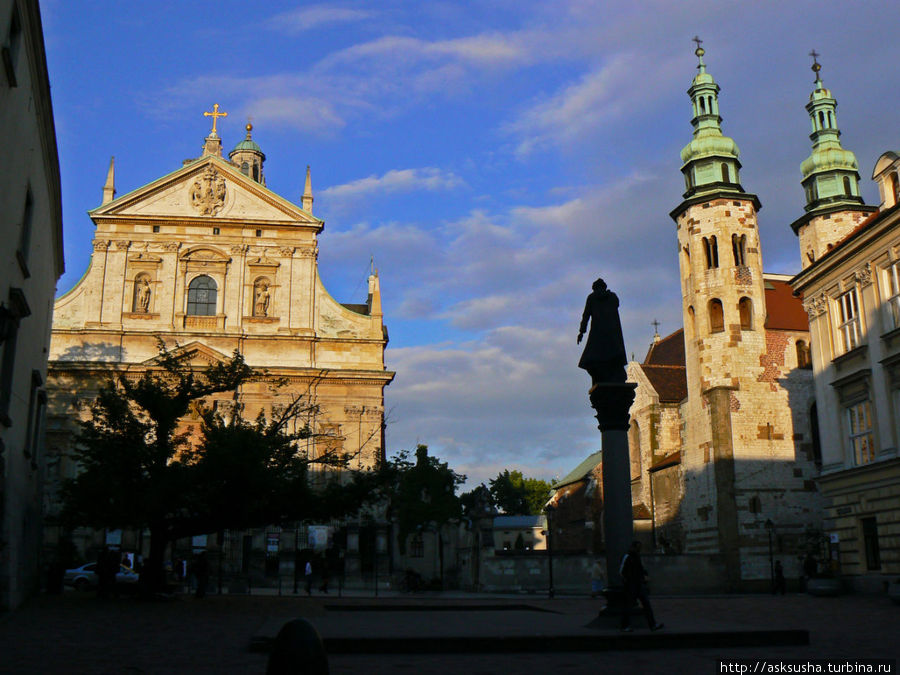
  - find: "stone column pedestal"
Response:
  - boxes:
[588,382,637,622]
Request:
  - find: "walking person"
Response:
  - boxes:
[773,560,786,595]
[193,552,210,598]
[590,559,605,599]
[304,560,313,596]
[620,541,663,632]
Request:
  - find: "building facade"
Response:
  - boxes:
[790,60,900,591]
[626,46,822,589]
[43,117,393,579]
[0,0,63,611]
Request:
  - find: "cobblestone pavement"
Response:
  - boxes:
[0,590,896,674]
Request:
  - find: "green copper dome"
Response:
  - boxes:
[798,55,863,213]
[232,137,262,153]
[679,43,743,199]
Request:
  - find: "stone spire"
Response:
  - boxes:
[799,51,864,213]
[679,39,743,199]
[302,165,313,214]
[101,156,116,205]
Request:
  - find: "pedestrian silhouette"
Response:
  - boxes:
[619,541,663,632]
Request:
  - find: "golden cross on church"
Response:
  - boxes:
[203,103,228,136]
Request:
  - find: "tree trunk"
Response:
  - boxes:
[140,525,168,598]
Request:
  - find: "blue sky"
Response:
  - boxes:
[41,1,900,487]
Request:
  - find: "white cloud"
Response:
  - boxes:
[266,6,373,34]
[321,168,464,201]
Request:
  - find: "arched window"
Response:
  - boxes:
[721,163,729,182]
[738,297,752,330]
[827,111,833,128]
[709,235,718,268]
[843,176,851,195]
[187,275,217,316]
[629,420,642,480]
[796,340,811,369]
[132,273,152,313]
[240,162,249,176]
[818,111,825,128]
[732,234,747,266]
[891,172,899,204]
[252,163,260,182]
[709,298,724,333]
[699,97,706,114]
[703,237,711,268]
[687,306,695,338]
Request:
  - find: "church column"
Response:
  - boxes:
[705,385,741,589]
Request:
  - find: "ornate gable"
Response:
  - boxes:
[141,341,230,368]
[90,156,321,226]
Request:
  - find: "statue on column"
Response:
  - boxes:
[577,277,627,385]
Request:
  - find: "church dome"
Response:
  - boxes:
[800,146,859,181]
[681,132,739,165]
[232,137,262,154]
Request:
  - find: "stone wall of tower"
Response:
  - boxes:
[673,197,821,581]
[797,210,873,269]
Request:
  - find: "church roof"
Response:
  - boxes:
[764,277,809,331]
[643,329,685,365]
[643,364,688,403]
[552,450,602,490]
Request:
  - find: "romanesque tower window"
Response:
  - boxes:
[187,275,217,316]
[738,297,752,330]
[709,298,724,333]
[687,306,695,338]
[628,420,642,480]
[731,234,746,266]
[703,236,719,269]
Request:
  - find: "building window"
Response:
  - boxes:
[628,420,642,480]
[837,289,861,352]
[890,172,899,205]
[152,225,160,233]
[2,4,21,86]
[703,236,718,269]
[796,340,811,369]
[410,533,424,558]
[887,261,900,331]
[721,163,729,183]
[843,176,851,196]
[23,371,45,467]
[861,517,881,571]
[16,187,34,277]
[241,162,249,176]
[709,298,724,333]
[255,229,262,237]
[212,227,220,235]
[738,297,752,330]
[0,289,31,426]
[846,400,875,465]
[186,275,217,316]
[732,234,746,266]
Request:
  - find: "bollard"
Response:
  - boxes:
[266,618,329,675]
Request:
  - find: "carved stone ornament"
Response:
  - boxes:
[162,242,180,252]
[189,165,227,216]
[296,246,318,259]
[279,247,295,257]
[230,244,248,255]
[854,262,873,286]
[92,239,110,251]
[114,240,131,250]
[803,293,828,319]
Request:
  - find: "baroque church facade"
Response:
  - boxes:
[627,46,823,588]
[43,113,393,577]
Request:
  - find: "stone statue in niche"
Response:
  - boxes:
[135,278,151,313]
[254,280,271,317]
[577,277,627,385]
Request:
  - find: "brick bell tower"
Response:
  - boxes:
[668,40,767,584]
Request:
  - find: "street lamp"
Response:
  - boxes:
[765,519,775,592]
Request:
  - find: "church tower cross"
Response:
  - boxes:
[203,103,228,137]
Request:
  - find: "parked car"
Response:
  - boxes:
[63,563,139,591]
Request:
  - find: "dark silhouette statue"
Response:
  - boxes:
[577,278,627,385]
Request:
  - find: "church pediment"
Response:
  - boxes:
[141,341,230,368]
[91,156,320,226]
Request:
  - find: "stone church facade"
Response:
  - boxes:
[43,118,393,578]
[626,46,823,588]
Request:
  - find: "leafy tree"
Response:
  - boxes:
[488,470,553,516]
[383,444,465,554]
[459,483,495,518]
[62,343,375,594]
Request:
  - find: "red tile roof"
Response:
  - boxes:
[643,329,685,365]
[764,278,808,331]
[642,364,687,403]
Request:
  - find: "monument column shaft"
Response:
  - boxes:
[601,426,634,588]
